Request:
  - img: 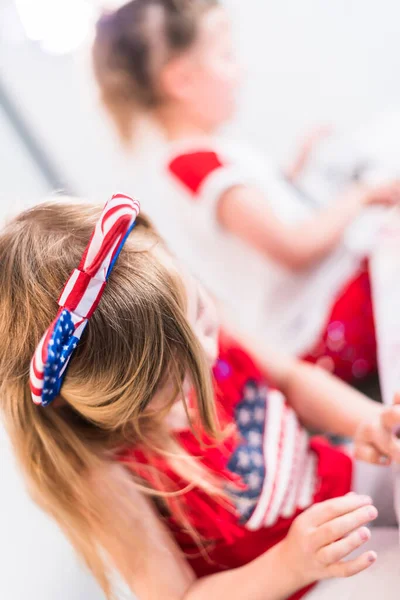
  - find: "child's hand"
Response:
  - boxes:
[361,181,400,207]
[286,124,333,181]
[280,493,378,588]
[299,125,334,156]
[355,393,400,464]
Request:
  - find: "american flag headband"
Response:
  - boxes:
[30,194,140,407]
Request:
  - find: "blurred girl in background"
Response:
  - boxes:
[1,195,400,600]
[92,0,400,384]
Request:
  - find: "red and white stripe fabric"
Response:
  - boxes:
[59,193,140,318]
[246,391,317,531]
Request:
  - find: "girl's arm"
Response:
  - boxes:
[222,325,400,462]
[220,326,380,438]
[91,465,376,600]
[281,360,381,437]
[217,183,398,270]
[282,362,400,463]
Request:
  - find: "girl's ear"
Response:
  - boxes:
[159,55,196,102]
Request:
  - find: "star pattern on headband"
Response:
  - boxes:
[41,310,81,407]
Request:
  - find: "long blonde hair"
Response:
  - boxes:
[93,0,218,145]
[0,199,222,597]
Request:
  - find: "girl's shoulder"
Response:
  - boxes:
[165,136,270,198]
[216,330,265,379]
[211,331,272,420]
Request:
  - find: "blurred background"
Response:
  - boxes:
[1,0,400,598]
[1,0,400,210]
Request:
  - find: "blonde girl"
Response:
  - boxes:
[2,195,400,600]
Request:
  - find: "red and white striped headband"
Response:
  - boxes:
[30,193,140,407]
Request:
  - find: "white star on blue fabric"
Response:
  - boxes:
[227,379,270,524]
[238,408,251,426]
[41,310,86,407]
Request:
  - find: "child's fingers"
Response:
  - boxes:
[306,493,373,527]
[327,551,377,579]
[314,505,378,549]
[306,125,333,145]
[318,527,370,566]
[378,407,400,462]
[354,442,390,465]
[381,407,400,461]
[381,405,400,431]
[371,183,400,205]
[387,436,400,464]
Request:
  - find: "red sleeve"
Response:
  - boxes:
[218,330,273,385]
[213,330,275,420]
[168,151,225,197]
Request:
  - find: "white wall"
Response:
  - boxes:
[0,104,49,210]
[227,0,400,160]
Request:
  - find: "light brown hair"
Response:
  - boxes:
[0,199,222,597]
[93,0,219,145]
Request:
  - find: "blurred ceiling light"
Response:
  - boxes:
[14,0,95,55]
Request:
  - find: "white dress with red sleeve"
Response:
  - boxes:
[139,135,381,357]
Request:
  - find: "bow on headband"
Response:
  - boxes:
[30,193,140,407]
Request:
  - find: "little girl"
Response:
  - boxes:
[93,0,400,383]
[2,194,400,600]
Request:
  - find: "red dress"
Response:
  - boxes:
[120,335,353,599]
[304,261,377,382]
